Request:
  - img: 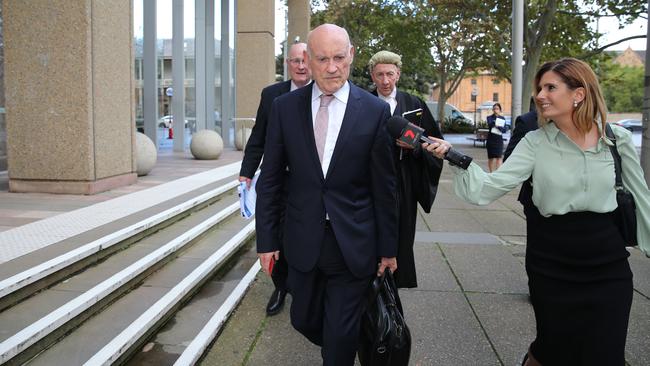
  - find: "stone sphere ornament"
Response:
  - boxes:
[190,130,224,160]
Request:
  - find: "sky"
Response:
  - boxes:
[596,15,647,51]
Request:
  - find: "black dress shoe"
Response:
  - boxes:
[266,288,287,316]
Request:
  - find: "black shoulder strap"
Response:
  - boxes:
[605,123,624,189]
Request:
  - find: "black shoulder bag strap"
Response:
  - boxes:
[605,124,623,190]
[605,123,638,247]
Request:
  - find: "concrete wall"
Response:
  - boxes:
[0,114,6,171]
[3,0,135,194]
[288,0,310,44]
[236,0,275,119]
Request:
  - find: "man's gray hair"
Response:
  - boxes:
[368,50,402,73]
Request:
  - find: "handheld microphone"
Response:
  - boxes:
[386,116,473,169]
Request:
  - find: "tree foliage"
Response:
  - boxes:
[311,1,434,97]
[599,59,644,113]
[486,0,646,112]
[309,0,647,120]
[310,0,509,126]
[414,0,509,125]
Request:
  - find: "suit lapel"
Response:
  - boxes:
[298,83,325,179]
[281,80,291,94]
[394,91,407,117]
[325,83,361,180]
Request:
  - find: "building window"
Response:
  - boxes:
[493,93,499,102]
[471,95,476,102]
[135,59,143,80]
[157,59,164,80]
[471,79,477,85]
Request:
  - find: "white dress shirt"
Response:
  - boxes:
[377,87,397,115]
[290,79,310,91]
[311,82,350,177]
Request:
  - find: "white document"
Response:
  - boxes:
[238,172,259,219]
[491,117,506,135]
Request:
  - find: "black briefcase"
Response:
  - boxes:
[358,269,411,366]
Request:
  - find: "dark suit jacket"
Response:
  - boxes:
[504,111,538,207]
[239,80,292,178]
[256,82,398,278]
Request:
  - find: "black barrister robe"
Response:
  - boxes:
[373,90,444,288]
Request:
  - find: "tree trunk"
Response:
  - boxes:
[436,72,448,131]
[521,0,557,113]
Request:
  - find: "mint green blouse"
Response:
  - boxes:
[452,122,650,256]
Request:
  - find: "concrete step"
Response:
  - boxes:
[26,215,255,366]
[127,244,260,366]
[0,189,248,365]
[0,176,239,311]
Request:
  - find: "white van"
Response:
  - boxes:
[425,101,473,125]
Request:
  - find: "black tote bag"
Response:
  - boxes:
[358,269,411,366]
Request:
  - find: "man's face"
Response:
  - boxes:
[306,30,354,95]
[287,44,310,87]
[371,63,400,97]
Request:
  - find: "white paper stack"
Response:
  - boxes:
[238,172,259,219]
[491,117,506,135]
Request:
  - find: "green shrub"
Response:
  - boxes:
[442,117,475,133]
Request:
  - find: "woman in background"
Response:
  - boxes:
[424,58,649,366]
[486,102,506,172]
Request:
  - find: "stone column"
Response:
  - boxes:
[288,0,310,44]
[3,0,136,194]
[236,0,275,120]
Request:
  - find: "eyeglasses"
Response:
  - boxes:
[288,58,306,66]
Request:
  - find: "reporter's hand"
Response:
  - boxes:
[422,137,452,159]
[377,257,397,276]
[258,251,280,275]
[395,139,414,150]
[238,176,252,190]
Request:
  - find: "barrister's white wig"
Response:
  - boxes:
[368,51,402,74]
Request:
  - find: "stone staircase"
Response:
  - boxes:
[0,163,260,365]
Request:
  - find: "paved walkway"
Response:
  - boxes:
[201,137,650,366]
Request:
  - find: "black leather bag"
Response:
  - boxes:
[358,269,411,366]
[606,124,638,247]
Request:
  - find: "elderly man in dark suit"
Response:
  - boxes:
[369,50,443,289]
[255,24,398,365]
[239,42,310,316]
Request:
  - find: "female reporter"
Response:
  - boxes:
[424,58,649,366]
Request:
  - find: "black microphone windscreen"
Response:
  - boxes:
[386,116,409,139]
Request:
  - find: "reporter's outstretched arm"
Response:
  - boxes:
[422,135,535,206]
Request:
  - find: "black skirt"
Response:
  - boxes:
[486,133,503,159]
[525,209,633,366]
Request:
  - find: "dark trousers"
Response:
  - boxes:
[287,225,371,366]
[272,181,289,291]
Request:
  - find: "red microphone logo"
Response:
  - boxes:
[404,129,416,141]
